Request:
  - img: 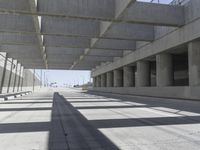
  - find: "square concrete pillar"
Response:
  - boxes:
[123,66,135,87]
[100,74,106,87]
[106,71,113,87]
[156,54,173,86]
[93,77,97,87]
[136,61,150,87]
[114,69,123,87]
[97,76,101,87]
[0,53,7,94]
[188,42,200,86]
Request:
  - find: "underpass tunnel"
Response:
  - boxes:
[0,0,200,150]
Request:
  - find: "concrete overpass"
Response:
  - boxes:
[1,0,200,150]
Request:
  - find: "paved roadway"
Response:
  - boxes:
[0,88,200,150]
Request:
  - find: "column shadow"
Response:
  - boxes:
[86,91,200,114]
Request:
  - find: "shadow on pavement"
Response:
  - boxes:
[48,92,120,150]
[86,91,200,114]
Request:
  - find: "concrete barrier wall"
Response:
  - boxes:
[22,69,41,92]
[0,64,41,93]
[154,0,200,41]
[0,65,3,85]
[90,87,200,100]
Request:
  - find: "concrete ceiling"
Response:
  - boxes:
[0,0,184,70]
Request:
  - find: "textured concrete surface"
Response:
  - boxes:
[0,88,53,150]
[1,88,200,149]
[92,0,200,77]
[0,0,189,69]
[91,86,200,100]
[156,53,173,86]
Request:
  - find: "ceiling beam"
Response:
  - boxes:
[0,1,183,26]
[119,2,184,26]
[28,0,48,69]
[38,0,115,20]
[70,0,136,69]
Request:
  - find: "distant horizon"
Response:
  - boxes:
[35,69,91,87]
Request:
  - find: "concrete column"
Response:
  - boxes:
[136,61,150,87]
[17,66,23,92]
[97,76,101,87]
[95,77,98,87]
[13,62,18,92]
[7,59,13,93]
[100,74,106,87]
[93,77,97,87]
[20,68,24,91]
[15,63,21,92]
[114,69,123,87]
[156,54,173,86]
[123,66,135,87]
[106,71,113,87]
[188,42,200,86]
[0,53,7,94]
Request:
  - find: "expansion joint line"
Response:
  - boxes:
[53,93,71,150]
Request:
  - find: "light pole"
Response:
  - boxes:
[43,72,46,87]
[40,70,42,88]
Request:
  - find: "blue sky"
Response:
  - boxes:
[36,0,173,86]
[35,70,91,86]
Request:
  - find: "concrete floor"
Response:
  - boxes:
[0,88,200,150]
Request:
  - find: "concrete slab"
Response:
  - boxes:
[1,88,200,150]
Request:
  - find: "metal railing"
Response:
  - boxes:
[170,0,190,5]
[149,0,190,5]
[150,0,160,3]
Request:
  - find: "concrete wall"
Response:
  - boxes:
[22,69,41,91]
[154,0,200,41]
[91,0,200,100]
[0,64,4,87]
[2,68,12,93]
[91,87,200,100]
[92,0,200,77]
[0,62,41,94]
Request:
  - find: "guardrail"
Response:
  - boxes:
[170,0,190,5]
[0,91,32,100]
[150,0,190,5]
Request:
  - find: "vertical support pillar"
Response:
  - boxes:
[93,77,96,87]
[188,42,200,86]
[17,66,23,92]
[100,74,106,87]
[13,61,18,92]
[0,53,8,94]
[7,59,13,93]
[114,69,123,87]
[16,64,22,92]
[123,66,135,87]
[94,77,98,87]
[136,61,150,87]
[95,77,98,87]
[156,54,173,86]
[106,71,113,87]
[97,76,101,87]
[20,68,24,91]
